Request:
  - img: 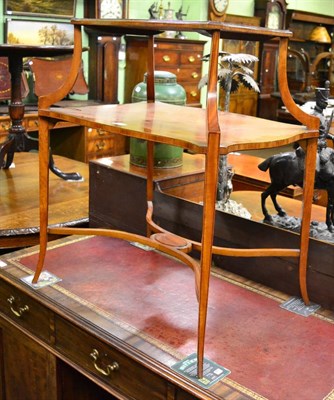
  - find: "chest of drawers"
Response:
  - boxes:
[0,113,126,162]
[124,36,206,107]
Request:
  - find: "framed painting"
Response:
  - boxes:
[6,19,74,46]
[5,0,77,18]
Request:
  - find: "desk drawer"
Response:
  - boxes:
[0,279,51,343]
[55,316,167,400]
[155,50,179,67]
[87,137,117,154]
[184,84,201,105]
[180,52,203,66]
[0,119,11,134]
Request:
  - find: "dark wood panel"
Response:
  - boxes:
[0,318,57,400]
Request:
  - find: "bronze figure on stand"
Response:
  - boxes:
[259,81,334,239]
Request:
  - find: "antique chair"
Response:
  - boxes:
[28,56,89,99]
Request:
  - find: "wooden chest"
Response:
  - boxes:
[124,36,206,107]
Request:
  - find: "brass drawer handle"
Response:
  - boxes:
[1,122,10,131]
[162,55,170,62]
[190,91,197,97]
[191,72,198,79]
[7,295,29,318]
[188,56,195,63]
[97,129,106,136]
[90,349,119,376]
[96,141,105,150]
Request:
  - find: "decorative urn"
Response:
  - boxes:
[130,71,186,168]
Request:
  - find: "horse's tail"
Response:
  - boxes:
[258,156,273,172]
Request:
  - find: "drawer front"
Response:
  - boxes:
[184,84,201,105]
[180,51,203,67]
[87,137,117,154]
[0,119,11,134]
[0,279,51,342]
[175,68,202,83]
[86,127,114,140]
[155,50,180,67]
[55,316,167,400]
[25,117,39,131]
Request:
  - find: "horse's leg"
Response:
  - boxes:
[261,186,275,222]
[270,193,287,217]
[326,192,334,232]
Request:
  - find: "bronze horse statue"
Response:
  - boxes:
[258,143,334,232]
[259,81,334,233]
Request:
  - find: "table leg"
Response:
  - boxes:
[0,54,24,168]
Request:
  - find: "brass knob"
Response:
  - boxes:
[188,56,195,63]
[162,55,170,62]
[96,141,105,150]
[97,129,106,136]
[191,72,198,79]
[90,349,119,376]
[7,296,29,318]
[190,91,197,97]
[1,122,10,131]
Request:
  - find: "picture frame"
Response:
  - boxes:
[6,19,74,46]
[5,0,77,19]
[95,0,127,19]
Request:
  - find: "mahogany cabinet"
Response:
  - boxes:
[124,36,206,107]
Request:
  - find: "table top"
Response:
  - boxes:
[76,18,293,41]
[0,44,74,58]
[0,152,88,249]
[39,102,319,154]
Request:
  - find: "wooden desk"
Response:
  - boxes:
[0,152,88,249]
[0,236,247,400]
[1,236,332,400]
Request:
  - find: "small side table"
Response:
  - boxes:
[0,44,82,181]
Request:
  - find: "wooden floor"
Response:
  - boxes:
[0,152,89,250]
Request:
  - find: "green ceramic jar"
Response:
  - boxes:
[130,71,186,168]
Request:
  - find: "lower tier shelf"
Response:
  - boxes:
[89,154,334,311]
